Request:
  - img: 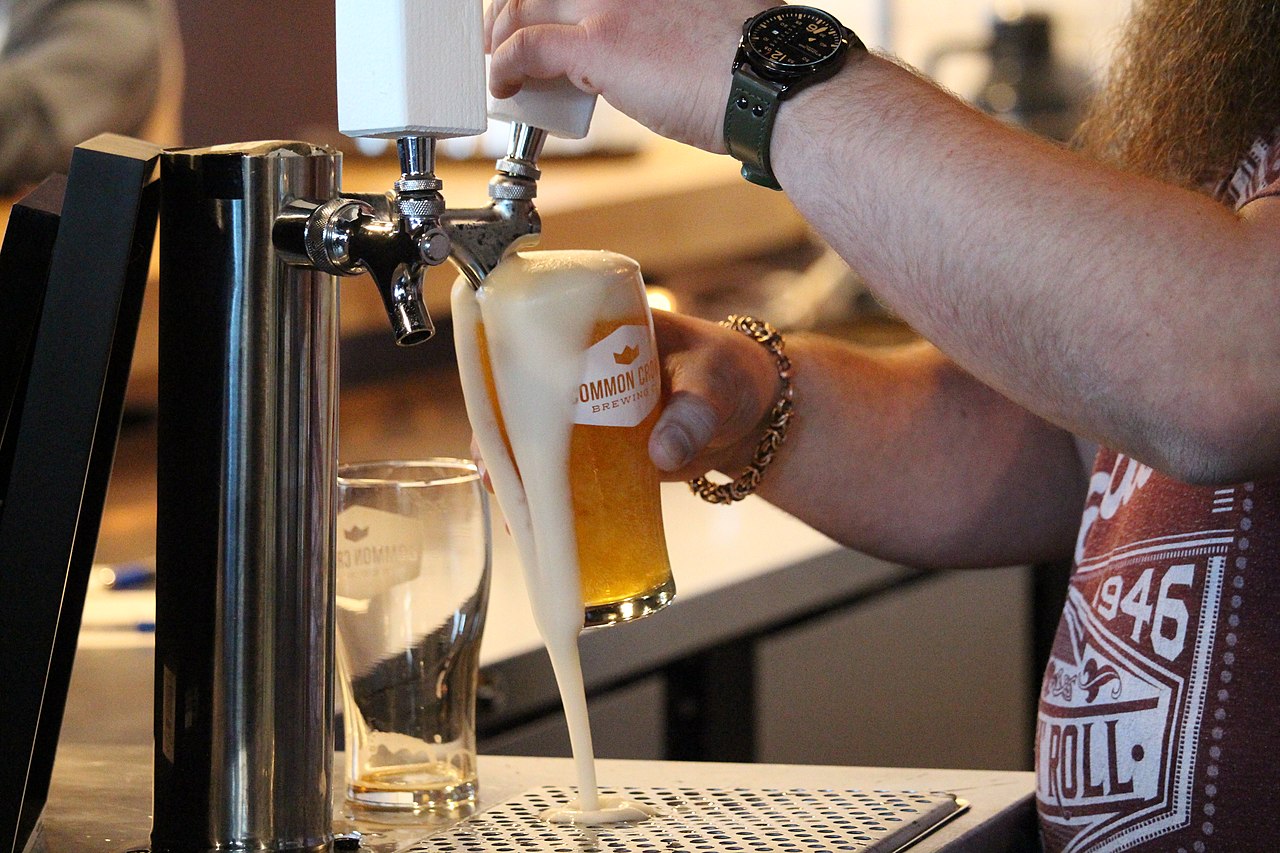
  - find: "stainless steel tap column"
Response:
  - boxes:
[153,142,340,853]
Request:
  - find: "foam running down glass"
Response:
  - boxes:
[455,250,675,628]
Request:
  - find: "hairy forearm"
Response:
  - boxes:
[738,337,1085,569]
[485,0,1280,482]
[773,55,1280,483]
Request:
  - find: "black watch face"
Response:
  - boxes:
[745,6,844,71]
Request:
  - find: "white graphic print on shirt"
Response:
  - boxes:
[1037,454,1253,852]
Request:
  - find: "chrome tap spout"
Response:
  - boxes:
[274,196,435,346]
[272,123,551,341]
[442,122,547,287]
[441,193,540,289]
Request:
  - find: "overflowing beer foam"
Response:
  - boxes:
[540,797,663,824]
[452,250,659,823]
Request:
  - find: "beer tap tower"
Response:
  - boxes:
[152,2,594,850]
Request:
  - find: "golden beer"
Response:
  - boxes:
[476,314,675,626]
[461,251,675,628]
[570,393,672,620]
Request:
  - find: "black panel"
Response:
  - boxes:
[0,134,160,853]
[0,176,65,507]
[150,148,236,843]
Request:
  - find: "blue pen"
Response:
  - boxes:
[103,560,156,590]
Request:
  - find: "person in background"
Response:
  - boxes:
[487,0,1280,848]
[0,0,179,196]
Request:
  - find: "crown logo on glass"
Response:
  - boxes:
[613,345,639,365]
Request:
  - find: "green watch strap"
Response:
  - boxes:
[724,68,784,191]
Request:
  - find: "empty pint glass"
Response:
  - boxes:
[452,250,674,628]
[335,459,490,814]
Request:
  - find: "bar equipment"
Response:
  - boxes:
[404,785,968,851]
[151,2,596,850]
[0,137,160,853]
[2,8,1011,853]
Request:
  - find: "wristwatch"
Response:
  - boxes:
[724,5,863,190]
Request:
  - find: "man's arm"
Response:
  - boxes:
[489,0,1280,484]
[772,55,1280,484]
[652,312,1086,570]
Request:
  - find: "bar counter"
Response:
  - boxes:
[36,745,1036,852]
[73,311,1033,772]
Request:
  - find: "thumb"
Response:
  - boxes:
[648,392,721,472]
[646,310,779,476]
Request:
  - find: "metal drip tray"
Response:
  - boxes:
[403,785,969,853]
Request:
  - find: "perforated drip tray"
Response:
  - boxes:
[400,785,969,853]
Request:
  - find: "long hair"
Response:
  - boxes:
[1075,0,1280,189]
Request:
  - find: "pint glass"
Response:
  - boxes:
[452,250,674,628]
[335,459,490,814]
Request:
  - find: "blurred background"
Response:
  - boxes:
[172,0,1132,147]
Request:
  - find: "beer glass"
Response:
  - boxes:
[335,459,490,813]
[452,250,675,628]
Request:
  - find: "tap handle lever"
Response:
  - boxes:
[335,0,487,141]
[488,77,597,189]
[456,84,597,287]
[489,78,597,141]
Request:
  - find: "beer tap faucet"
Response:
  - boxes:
[273,134,446,345]
[441,121,548,288]
[273,121,554,344]
[273,0,595,346]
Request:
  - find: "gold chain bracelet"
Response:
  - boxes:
[688,315,794,504]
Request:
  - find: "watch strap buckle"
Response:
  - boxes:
[724,68,786,191]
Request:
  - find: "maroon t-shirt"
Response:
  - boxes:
[1036,139,1280,851]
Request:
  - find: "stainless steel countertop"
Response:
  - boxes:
[34,744,1037,852]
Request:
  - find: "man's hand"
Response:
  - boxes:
[647,310,780,480]
[485,0,773,152]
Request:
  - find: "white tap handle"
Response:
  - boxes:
[489,78,598,140]
[336,0,487,139]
